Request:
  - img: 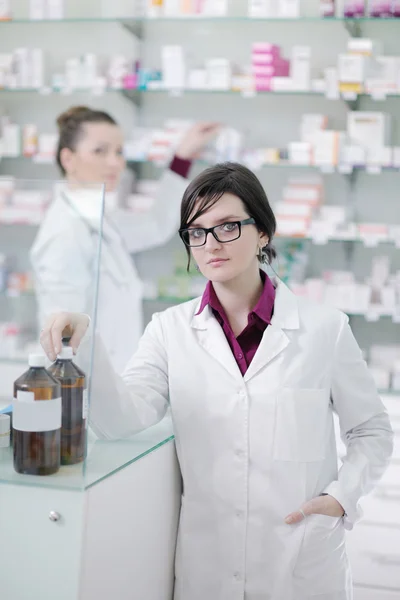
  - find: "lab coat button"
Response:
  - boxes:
[234,572,242,581]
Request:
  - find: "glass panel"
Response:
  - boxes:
[0,178,104,491]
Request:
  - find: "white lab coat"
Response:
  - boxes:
[89,278,393,600]
[30,170,188,372]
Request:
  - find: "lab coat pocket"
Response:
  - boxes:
[273,388,329,462]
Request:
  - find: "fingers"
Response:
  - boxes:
[285,498,319,525]
[69,319,89,354]
[40,313,73,361]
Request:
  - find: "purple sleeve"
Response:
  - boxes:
[169,155,193,179]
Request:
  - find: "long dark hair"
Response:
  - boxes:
[180,162,277,269]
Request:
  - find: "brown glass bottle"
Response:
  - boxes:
[48,346,87,466]
[13,354,61,476]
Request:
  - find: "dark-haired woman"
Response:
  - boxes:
[40,162,393,600]
[30,105,220,371]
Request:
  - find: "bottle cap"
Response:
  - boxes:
[28,354,46,368]
[57,346,73,360]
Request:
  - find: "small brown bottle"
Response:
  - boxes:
[13,354,61,476]
[48,346,87,466]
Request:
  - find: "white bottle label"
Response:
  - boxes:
[13,391,62,432]
[82,390,88,420]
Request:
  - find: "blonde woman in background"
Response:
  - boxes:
[31,106,220,371]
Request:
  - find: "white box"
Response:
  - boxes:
[271,76,294,91]
[203,0,228,15]
[366,146,392,167]
[347,38,383,57]
[29,0,45,19]
[291,46,311,91]
[162,45,185,89]
[46,0,64,19]
[313,131,345,166]
[164,0,180,14]
[0,0,11,19]
[347,112,391,149]
[340,144,366,166]
[338,54,368,84]
[248,0,274,17]
[206,59,231,90]
[392,147,400,168]
[14,48,30,88]
[288,142,312,165]
[300,114,328,143]
[324,67,339,99]
[31,48,44,88]
[320,0,335,16]
[2,124,21,157]
[278,0,300,17]
[147,0,163,17]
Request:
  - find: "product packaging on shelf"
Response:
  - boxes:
[161,45,185,88]
[0,0,11,20]
[13,354,62,476]
[320,0,335,16]
[369,0,392,16]
[343,0,365,16]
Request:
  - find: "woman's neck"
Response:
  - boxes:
[212,265,264,322]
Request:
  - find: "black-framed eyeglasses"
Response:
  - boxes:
[179,217,256,248]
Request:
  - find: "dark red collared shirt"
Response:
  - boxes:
[196,272,276,375]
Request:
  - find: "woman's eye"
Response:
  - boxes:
[222,222,238,232]
[189,229,204,239]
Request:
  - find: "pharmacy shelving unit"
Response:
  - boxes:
[1,5,400,600]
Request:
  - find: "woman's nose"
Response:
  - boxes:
[204,231,222,250]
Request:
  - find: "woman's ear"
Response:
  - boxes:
[60,147,75,175]
[259,232,269,248]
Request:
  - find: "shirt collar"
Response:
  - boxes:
[196,270,275,326]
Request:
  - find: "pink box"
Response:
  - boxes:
[252,43,281,55]
[252,60,289,77]
[255,76,273,91]
[252,53,282,66]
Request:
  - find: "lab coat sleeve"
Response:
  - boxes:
[323,313,394,530]
[88,312,169,440]
[31,229,92,330]
[112,169,189,254]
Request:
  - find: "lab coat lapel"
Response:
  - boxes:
[191,303,243,380]
[244,279,300,382]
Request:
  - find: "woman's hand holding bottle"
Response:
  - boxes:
[40,312,90,361]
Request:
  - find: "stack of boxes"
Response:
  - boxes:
[251,44,290,92]
[274,177,324,238]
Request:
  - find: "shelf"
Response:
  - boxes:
[1,87,400,100]
[1,16,400,24]
[0,414,174,491]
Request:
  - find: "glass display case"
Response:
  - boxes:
[0,178,177,600]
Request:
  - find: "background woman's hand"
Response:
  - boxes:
[40,312,90,361]
[175,122,221,160]
[285,494,345,525]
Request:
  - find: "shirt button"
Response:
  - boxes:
[237,353,243,360]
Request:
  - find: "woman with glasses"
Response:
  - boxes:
[40,162,393,600]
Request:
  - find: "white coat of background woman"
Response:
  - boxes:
[40,163,393,600]
[30,106,220,372]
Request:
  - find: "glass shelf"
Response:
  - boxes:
[1,87,400,102]
[1,16,400,24]
[0,414,174,491]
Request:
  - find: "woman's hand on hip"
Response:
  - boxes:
[285,494,345,525]
[40,312,90,361]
